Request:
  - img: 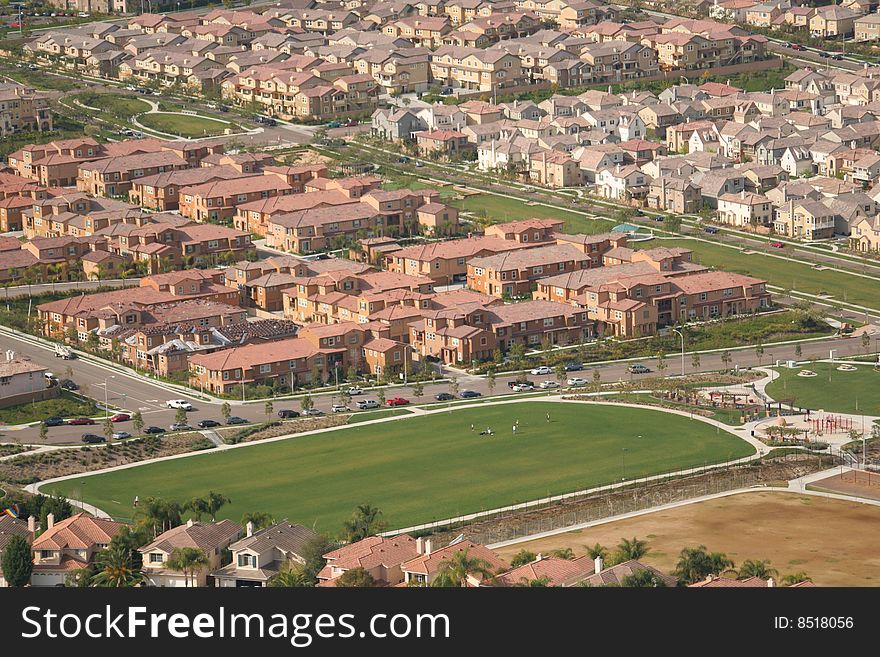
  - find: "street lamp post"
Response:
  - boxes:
[622,447,628,481]
[672,328,685,377]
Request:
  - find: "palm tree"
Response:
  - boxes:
[781,572,811,586]
[241,511,274,531]
[205,491,230,521]
[510,549,537,568]
[90,543,145,588]
[613,537,649,563]
[737,559,778,580]
[431,549,495,587]
[185,496,210,521]
[166,547,210,587]
[673,546,734,585]
[268,561,311,587]
[586,543,607,560]
[621,569,667,588]
[135,497,182,538]
[342,504,386,542]
[513,576,551,587]
[549,547,574,560]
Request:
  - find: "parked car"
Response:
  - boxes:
[347,386,364,395]
[567,377,587,386]
[278,410,300,419]
[356,399,379,410]
[68,417,95,425]
[43,416,65,427]
[344,119,358,127]
[44,372,56,381]
[415,161,424,168]
[169,423,192,431]
[81,433,105,443]
[788,42,806,51]
[459,390,481,399]
[302,408,324,416]
[327,120,342,128]
[769,241,785,248]
[530,366,552,375]
[386,397,410,406]
[110,413,130,422]
[627,364,651,374]
[144,426,166,434]
[60,379,79,391]
[703,226,719,234]
[112,431,131,440]
[198,419,220,428]
[435,392,455,401]
[226,416,248,425]
[564,362,583,371]
[540,380,560,389]
[331,404,350,413]
[166,399,193,410]
[511,383,534,392]
[831,54,844,61]
[508,379,535,389]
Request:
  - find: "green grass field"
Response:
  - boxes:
[766,363,880,415]
[137,112,233,138]
[50,402,754,533]
[452,194,615,235]
[75,92,151,118]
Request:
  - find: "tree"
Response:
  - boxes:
[621,569,667,587]
[268,561,311,587]
[663,215,682,234]
[794,343,802,359]
[862,331,871,354]
[132,411,144,435]
[375,388,386,406]
[431,549,494,587]
[411,381,424,401]
[336,567,375,587]
[240,511,274,531]
[673,546,734,585]
[166,547,209,587]
[103,417,114,442]
[185,496,210,522]
[1,534,33,587]
[737,559,777,580]
[300,394,314,414]
[781,572,811,586]
[755,341,764,365]
[205,491,230,521]
[264,400,273,418]
[135,497,183,539]
[39,422,48,442]
[721,350,732,372]
[90,528,146,588]
[448,376,460,397]
[555,362,567,386]
[549,547,574,560]
[299,535,338,585]
[691,353,701,371]
[220,402,231,421]
[509,343,525,370]
[510,550,537,568]
[656,352,667,377]
[513,576,552,587]
[346,365,358,385]
[587,543,608,560]
[174,407,188,425]
[612,537,649,564]
[591,368,601,392]
[486,368,496,396]
[342,504,386,542]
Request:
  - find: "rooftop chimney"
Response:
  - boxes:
[246,521,254,537]
[767,577,776,588]
[416,536,424,554]
[47,513,55,530]
[594,555,604,573]
[425,538,433,555]
[187,518,194,527]
[28,516,36,533]
[741,189,745,199]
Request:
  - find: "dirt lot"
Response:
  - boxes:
[494,491,880,586]
[809,471,880,502]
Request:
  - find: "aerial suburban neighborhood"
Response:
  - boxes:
[0,0,878,616]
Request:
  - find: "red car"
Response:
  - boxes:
[68,417,95,425]
[386,397,410,406]
[769,241,785,249]
[110,413,130,422]
[788,43,806,51]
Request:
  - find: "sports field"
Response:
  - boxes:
[49,402,754,533]
[765,362,880,415]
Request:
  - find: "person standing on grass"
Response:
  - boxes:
[512,424,517,435]
[546,412,550,423]
[471,423,474,432]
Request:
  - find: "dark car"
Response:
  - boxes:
[68,417,95,425]
[703,226,719,234]
[435,392,455,401]
[81,433,105,443]
[278,409,300,419]
[59,379,79,391]
[43,416,65,427]
[226,416,248,425]
[831,54,844,61]
[564,362,583,371]
[144,426,166,434]
[460,390,482,398]
[817,51,830,58]
[198,419,221,428]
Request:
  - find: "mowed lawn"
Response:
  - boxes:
[766,363,880,415]
[138,112,232,138]
[453,194,615,235]
[50,402,754,533]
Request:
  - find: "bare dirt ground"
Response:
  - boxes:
[494,491,880,587]
[809,471,880,502]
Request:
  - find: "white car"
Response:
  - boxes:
[530,366,552,375]
[356,399,379,410]
[166,399,193,410]
[511,383,534,392]
[540,380,560,389]
[347,387,363,395]
[331,404,350,413]
[567,377,587,386]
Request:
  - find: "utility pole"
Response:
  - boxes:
[672,328,685,377]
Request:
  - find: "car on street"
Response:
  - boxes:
[198,419,220,428]
[530,366,552,375]
[769,241,785,248]
[567,377,587,386]
[278,410,300,419]
[703,226,719,234]
[831,53,844,61]
[787,42,806,51]
[347,387,363,395]
[415,161,424,168]
[386,397,410,406]
[166,399,193,410]
[112,431,131,440]
[169,423,192,431]
[564,362,583,371]
[302,408,324,416]
[60,379,79,391]
[459,390,482,398]
[110,413,130,422]
[68,417,95,425]
[81,433,105,443]
[144,426,166,434]
[435,392,455,401]
[817,51,830,58]
[43,416,65,427]
[511,382,534,392]
[226,416,248,425]
[540,380,560,389]
[627,364,651,374]
[331,404,350,413]
[356,399,379,410]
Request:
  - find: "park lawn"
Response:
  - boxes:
[137,113,233,138]
[345,408,412,424]
[75,92,151,119]
[635,238,880,311]
[766,363,880,415]
[452,194,615,235]
[49,401,754,533]
[0,392,99,426]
